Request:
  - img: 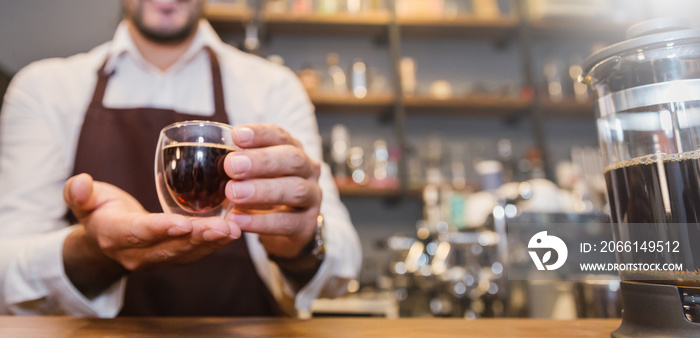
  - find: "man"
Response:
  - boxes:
[0,0,361,317]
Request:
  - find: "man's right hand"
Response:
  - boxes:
[61,173,240,298]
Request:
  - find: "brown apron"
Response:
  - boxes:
[71,47,281,316]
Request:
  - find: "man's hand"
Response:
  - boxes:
[224,124,322,259]
[62,173,241,298]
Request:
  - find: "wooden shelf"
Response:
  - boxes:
[308,92,535,117]
[264,11,391,37]
[530,18,629,42]
[404,95,531,116]
[205,3,254,33]
[309,93,394,113]
[399,15,519,40]
[540,98,595,119]
[309,93,532,116]
[338,185,401,197]
[206,4,517,40]
[337,185,423,197]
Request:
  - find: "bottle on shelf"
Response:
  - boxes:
[369,139,399,188]
[297,63,320,93]
[326,123,400,191]
[350,58,368,99]
[292,0,314,14]
[396,0,445,17]
[497,139,515,184]
[399,57,417,97]
[472,0,501,19]
[448,144,469,230]
[429,80,453,100]
[324,53,349,96]
[568,54,590,103]
[543,59,565,102]
[347,0,362,14]
[266,0,288,13]
[527,0,611,21]
[387,146,400,186]
[348,146,369,185]
[421,136,447,232]
[443,0,459,19]
[210,0,248,7]
[422,169,443,233]
[370,139,388,182]
[243,20,260,52]
[318,0,340,14]
[331,124,351,185]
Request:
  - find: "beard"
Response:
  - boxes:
[128,1,203,44]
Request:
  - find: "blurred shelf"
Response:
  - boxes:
[205,3,254,33]
[338,186,402,197]
[264,11,392,37]
[540,98,595,119]
[206,5,517,40]
[404,95,532,116]
[529,18,629,42]
[337,184,422,197]
[309,93,394,113]
[308,93,533,117]
[399,15,519,40]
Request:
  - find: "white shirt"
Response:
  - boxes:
[0,20,361,317]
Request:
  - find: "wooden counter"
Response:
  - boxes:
[0,316,621,337]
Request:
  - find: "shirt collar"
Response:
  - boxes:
[103,19,224,74]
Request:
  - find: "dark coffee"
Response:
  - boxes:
[163,142,235,214]
[604,152,700,295]
[604,152,700,224]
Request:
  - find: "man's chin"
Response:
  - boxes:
[135,23,197,44]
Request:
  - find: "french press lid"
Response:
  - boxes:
[582,17,700,82]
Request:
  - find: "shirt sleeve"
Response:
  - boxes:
[261,67,363,314]
[0,64,125,317]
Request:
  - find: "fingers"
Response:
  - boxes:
[228,209,317,238]
[116,215,240,246]
[102,216,241,271]
[191,216,242,243]
[225,145,321,180]
[121,213,194,246]
[225,177,321,208]
[117,233,233,271]
[63,173,98,220]
[131,217,241,268]
[232,123,302,149]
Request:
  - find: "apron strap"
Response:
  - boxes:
[205,46,228,120]
[89,59,113,109]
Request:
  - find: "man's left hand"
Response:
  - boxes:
[224,123,322,258]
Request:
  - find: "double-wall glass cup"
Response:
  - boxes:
[155,121,237,217]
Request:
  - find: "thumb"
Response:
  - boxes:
[64,173,98,220]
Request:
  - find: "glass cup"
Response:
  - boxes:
[154,121,237,217]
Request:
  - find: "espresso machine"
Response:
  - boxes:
[582,18,700,337]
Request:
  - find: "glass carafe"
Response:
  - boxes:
[583,18,700,333]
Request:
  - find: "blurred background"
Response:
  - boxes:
[2,0,700,320]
